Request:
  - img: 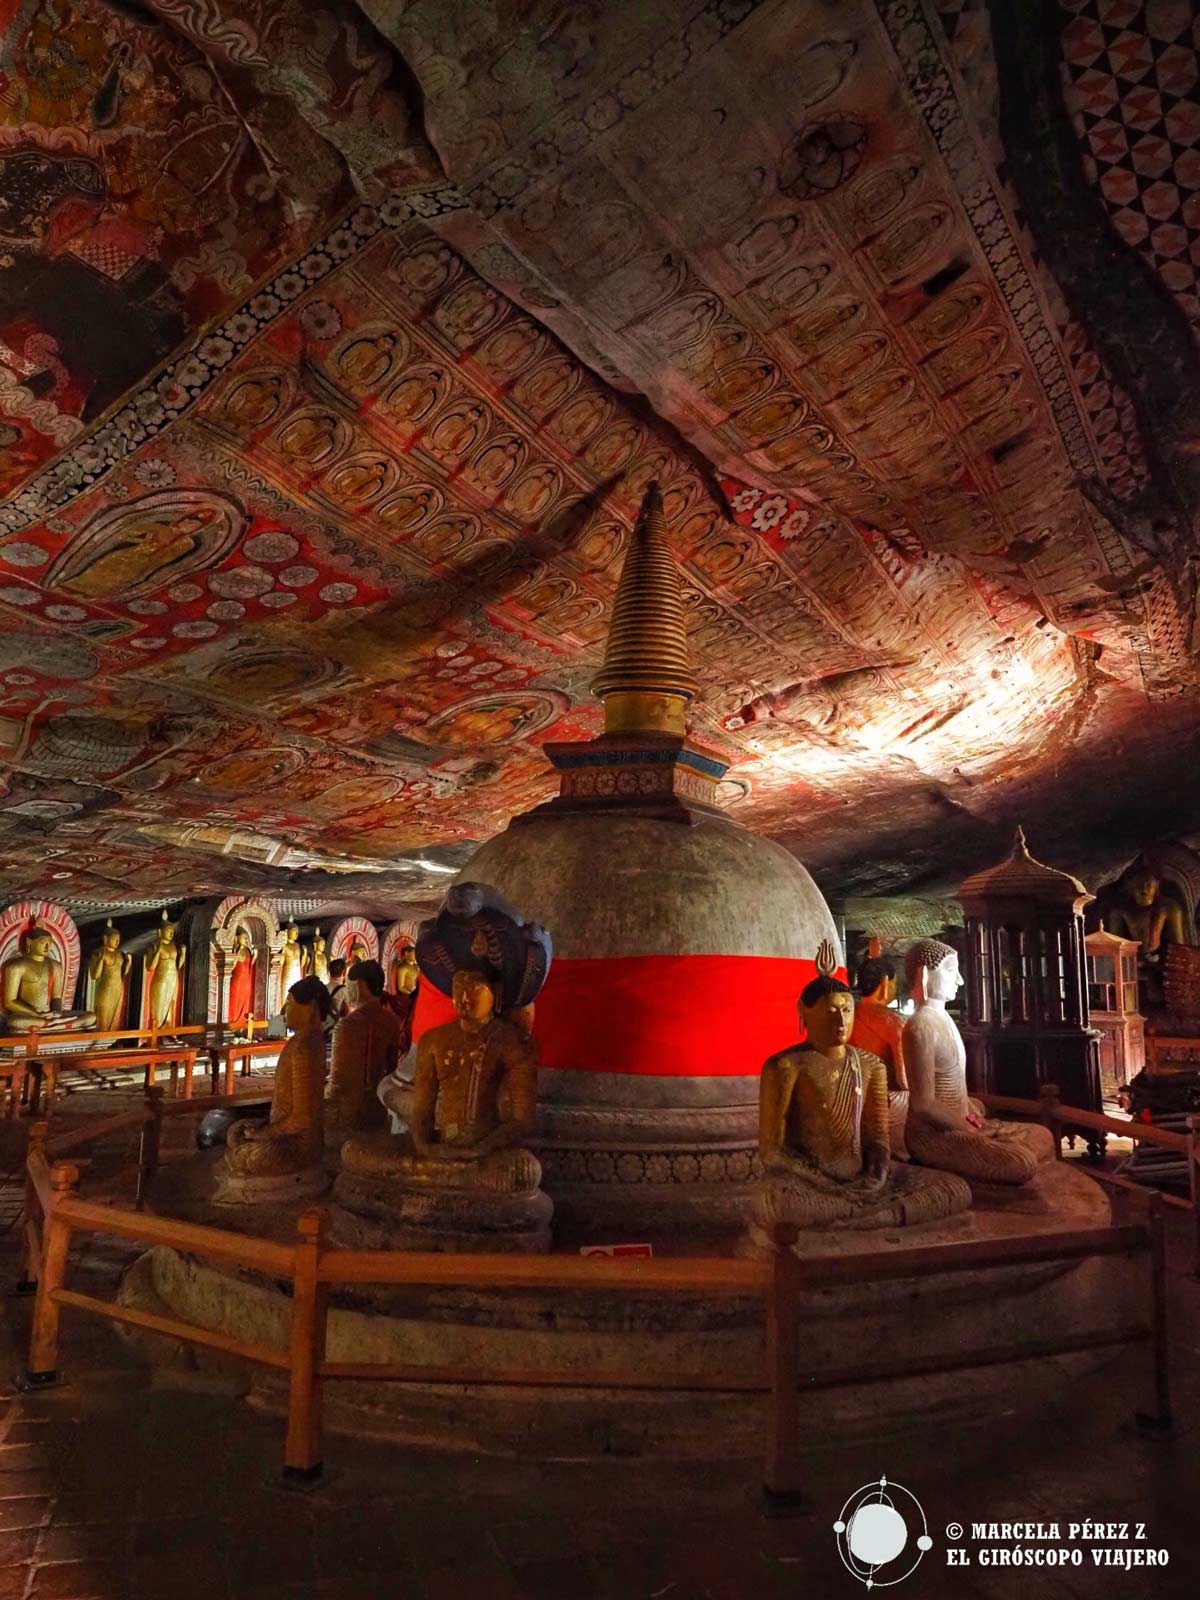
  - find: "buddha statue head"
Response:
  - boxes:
[233,927,250,953]
[856,955,896,1005]
[347,959,384,1008]
[101,919,121,952]
[798,973,854,1056]
[23,926,55,961]
[313,928,326,954]
[284,975,329,1034]
[157,910,178,949]
[286,922,300,942]
[1125,868,1160,908]
[452,967,498,1027]
[905,938,962,1005]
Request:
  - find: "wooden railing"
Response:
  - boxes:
[16,1099,1175,1494]
[0,1019,275,1114]
[212,1037,284,1097]
[978,1087,1200,1277]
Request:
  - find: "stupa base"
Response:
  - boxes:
[117,1160,1132,1459]
[331,1170,553,1254]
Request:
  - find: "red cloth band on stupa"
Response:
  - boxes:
[411,953,838,1076]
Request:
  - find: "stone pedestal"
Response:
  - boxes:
[214,1163,330,1207]
[332,1134,553,1253]
[332,1171,552,1252]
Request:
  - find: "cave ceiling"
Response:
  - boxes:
[1,0,1199,924]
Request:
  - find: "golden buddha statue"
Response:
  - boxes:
[144,911,186,1031]
[849,951,909,1158]
[309,927,330,986]
[902,940,1044,1186]
[278,922,304,1007]
[749,947,971,1239]
[88,920,131,1033]
[221,977,330,1192]
[1094,862,1191,969]
[326,960,405,1133]
[348,936,369,967]
[341,968,540,1194]
[392,944,418,996]
[2,925,96,1034]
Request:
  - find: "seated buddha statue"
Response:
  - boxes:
[749,949,972,1242]
[1094,862,1189,959]
[342,968,541,1193]
[218,976,331,1201]
[849,952,909,1158]
[326,960,405,1134]
[392,944,418,997]
[336,882,553,1251]
[2,925,96,1034]
[902,939,1045,1186]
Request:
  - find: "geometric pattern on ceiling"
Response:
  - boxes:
[1059,0,1200,335]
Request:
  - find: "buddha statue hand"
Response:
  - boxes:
[863,1147,889,1188]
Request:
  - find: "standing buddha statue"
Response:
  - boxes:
[278,922,304,1008]
[226,927,256,1031]
[88,920,131,1033]
[144,911,186,1031]
[310,927,330,986]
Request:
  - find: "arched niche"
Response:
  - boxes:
[0,899,82,1005]
[208,895,284,1026]
[381,919,419,995]
[329,917,380,967]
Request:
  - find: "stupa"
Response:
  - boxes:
[412,484,841,1230]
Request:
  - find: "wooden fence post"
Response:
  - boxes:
[1187,1113,1200,1281]
[136,1088,165,1212]
[1135,1192,1172,1435]
[1038,1083,1063,1158]
[763,1225,805,1511]
[16,1121,48,1293]
[283,1207,328,1484]
[23,1161,79,1387]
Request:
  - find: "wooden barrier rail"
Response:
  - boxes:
[978,1088,1200,1276]
[17,1108,1174,1494]
[213,1038,283,1097]
[0,1020,272,1115]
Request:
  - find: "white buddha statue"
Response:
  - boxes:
[901,939,1044,1185]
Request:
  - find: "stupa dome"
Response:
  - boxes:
[461,811,838,1083]
[413,483,841,1225]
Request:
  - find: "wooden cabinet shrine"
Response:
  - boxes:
[959,829,1102,1123]
[1084,926,1144,1097]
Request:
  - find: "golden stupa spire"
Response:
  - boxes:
[591,482,697,735]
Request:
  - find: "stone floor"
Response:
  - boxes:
[0,1088,1196,1599]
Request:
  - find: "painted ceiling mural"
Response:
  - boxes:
[0,0,1198,922]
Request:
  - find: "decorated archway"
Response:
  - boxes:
[381,918,419,995]
[208,895,284,1027]
[329,916,379,967]
[0,900,82,1006]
